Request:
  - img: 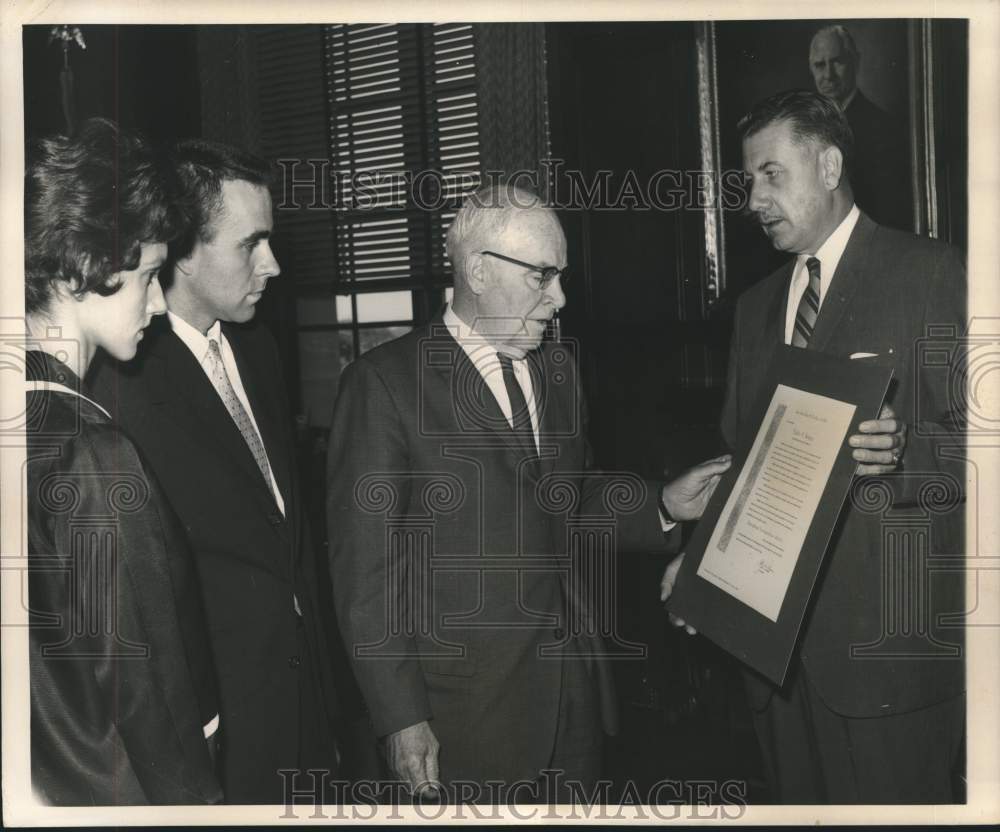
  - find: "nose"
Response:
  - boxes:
[544,274,567,311]
[147,276,168,316]
[256,240,281,279]
[748,177,769,214]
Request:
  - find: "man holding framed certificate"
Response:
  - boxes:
[663,90,966,804]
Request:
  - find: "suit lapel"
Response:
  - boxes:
[146,323,279,514]
[768,260,794,348]
[528,347,562,478]
[223,324,293,508]
[428,319,546,477]
[809,212,877,353]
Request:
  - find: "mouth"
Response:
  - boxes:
[758,217,784,233]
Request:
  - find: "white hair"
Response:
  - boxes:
[810,24,860,61]
[445,182,555,284]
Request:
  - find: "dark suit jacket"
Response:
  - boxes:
[720,212,966,718]
[27,351,222,805]
[327,320,672,784]
[90,317,339,804]
[845,90,913,231]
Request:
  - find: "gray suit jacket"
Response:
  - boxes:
[327,320,673,783]
[721,212,966,717]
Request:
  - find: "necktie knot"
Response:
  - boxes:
[207,338,223,362]
[806,256,821,283]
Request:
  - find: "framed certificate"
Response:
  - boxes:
[667,345,893,686]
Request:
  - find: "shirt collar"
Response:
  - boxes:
[168,310,222,361]
[443,304,507,355]
[840,87,859,112]
[443,304,529,375]
[796,202,860,284]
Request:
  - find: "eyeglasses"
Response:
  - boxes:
[479,250,569,291]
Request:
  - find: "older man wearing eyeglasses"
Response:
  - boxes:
[326,182,730,803]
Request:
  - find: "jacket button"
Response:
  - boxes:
[268,511,283,525]
[288,655,301,669]
[554,627,565,640]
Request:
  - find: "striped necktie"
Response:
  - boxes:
[206,338,276,496]
[791,256,822,348]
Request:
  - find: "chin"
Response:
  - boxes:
[107,343,139,362]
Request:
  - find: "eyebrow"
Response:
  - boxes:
[746,160,781,174]
[240,230,271,247]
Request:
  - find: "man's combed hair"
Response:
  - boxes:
[738,89,855,183]
[24,118,182,316]
[169,139,273,262]
[445,180,549,281]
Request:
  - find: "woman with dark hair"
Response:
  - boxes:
[24,118,223,805]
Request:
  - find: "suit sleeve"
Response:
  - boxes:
[326,358,431,738]
[892,244,967,504]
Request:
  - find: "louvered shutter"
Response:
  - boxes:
[324,23,482,290]
[256,25,336,286]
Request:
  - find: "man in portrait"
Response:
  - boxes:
[809,24,913,230]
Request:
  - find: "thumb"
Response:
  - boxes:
[425,743,440,790]
[660,554,685,601]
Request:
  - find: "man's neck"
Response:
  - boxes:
[164,287,214,335]
[803,198,854,256]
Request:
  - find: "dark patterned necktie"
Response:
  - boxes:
[791,256,822,348]
[497,352,538,461]
[206,338,276,496]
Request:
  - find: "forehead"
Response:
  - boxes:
[137,241,168,267]
[743,120,808,167]
[810,32,846,60]
[211,179,273,234]
[497,209,566,259]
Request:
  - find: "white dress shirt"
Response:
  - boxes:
[783,203,860,345]
[168,311,286,516]
[442,305,540,450]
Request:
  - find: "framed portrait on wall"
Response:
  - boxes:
[695,18,968,307]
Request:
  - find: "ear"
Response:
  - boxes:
[464,251,486,296]
[173,255,194,278]
[819,145,845,191]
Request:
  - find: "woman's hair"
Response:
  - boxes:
[24,118,183,315]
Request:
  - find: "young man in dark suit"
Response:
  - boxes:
[91,141,340,804]
[664,90,966,803]
[327,182,732,803]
